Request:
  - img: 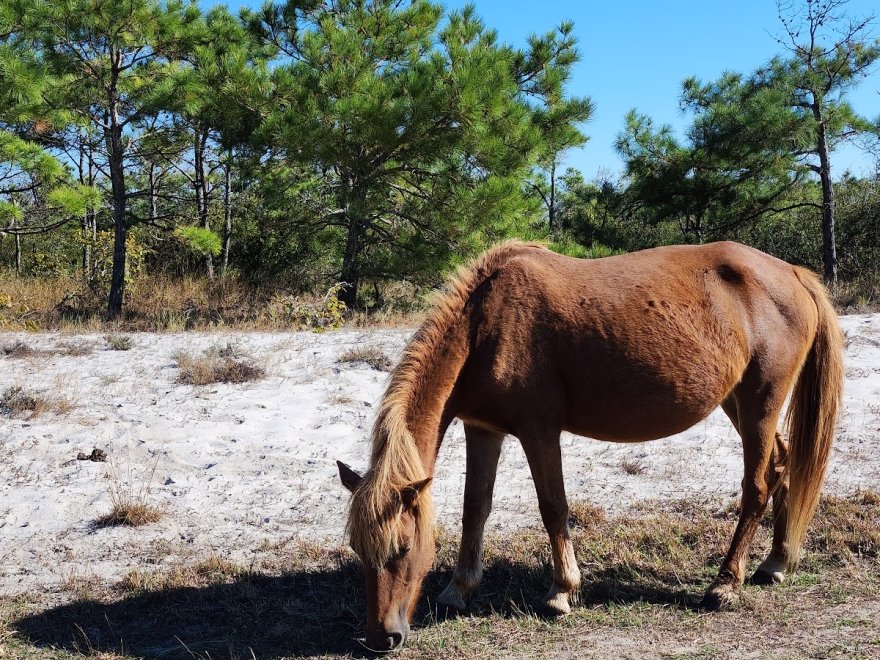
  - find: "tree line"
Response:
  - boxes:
[1,0,878,317]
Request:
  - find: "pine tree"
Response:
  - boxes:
[250,0,585,307]
[6,0,202,315]
[771,0,880,284]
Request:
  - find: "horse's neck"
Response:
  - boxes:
[390,337,466,477]
[406,392,452,475]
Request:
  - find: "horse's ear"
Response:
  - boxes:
[337,461,363,492]
[400,477,432,509]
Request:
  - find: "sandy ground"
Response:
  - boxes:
[1,316,878,597]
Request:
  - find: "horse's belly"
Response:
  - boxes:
[562,360,736,442]
[565,400,715,442]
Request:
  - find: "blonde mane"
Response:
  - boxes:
[346,240,545,567]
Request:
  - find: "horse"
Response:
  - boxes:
[336,240,843,651]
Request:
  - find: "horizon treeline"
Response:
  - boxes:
[1,0,879,319]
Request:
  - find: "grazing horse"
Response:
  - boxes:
[337,240,843,651]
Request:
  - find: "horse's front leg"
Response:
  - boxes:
[437,424,505,611]
[520,429,581,615]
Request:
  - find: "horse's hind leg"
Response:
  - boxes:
[519,428,580,615]
[751,432,790,585]
[437,424,505,612]
[704,382,788,610]
[720,397,791,586]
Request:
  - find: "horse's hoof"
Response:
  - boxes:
[541,585,575,616]
[700,584,739,611]
[748,568,785,586]
[436,583,468,613]
[749,557,786,586]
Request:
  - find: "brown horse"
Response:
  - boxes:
[337,240,843,651]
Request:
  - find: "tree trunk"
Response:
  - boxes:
[194,126,213,280]
[14,231,21,276]
[106,70,128,319]
[81,213,91,277]
[148,162,158,224]
[339,219,362,310]
[78,139,90,277]
[220,151,232,279]
[107,135,128,318]
[339,185,366,310]
[548,159,558,238]
[815,120,838,285]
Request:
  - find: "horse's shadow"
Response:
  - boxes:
[14,560,698,659]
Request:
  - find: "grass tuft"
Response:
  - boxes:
[104,334,134,351]
[0,386,73,417]
[95,503,164,528]
[621,457,646,475]
[338,345,393,371]
[1,341,39,358]
[174,344,265,385]
[56,341,94,356]
[95,453,163,528]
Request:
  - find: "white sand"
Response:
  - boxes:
[1,316,878,596]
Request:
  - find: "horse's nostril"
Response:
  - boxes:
[386,631,404,649]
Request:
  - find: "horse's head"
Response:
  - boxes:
[338,460,433,651]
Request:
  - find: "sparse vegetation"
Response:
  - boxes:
[2,493,877,658]
[0,386,73,417]
[620,457,646,475]
[1,341,38,358]
[174,344,266,385]
[95,454,163,528]
[104,335,134,351]
[338,345,393,371]
[95,502,163,528]
[56,341,94,356]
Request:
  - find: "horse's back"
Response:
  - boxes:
[454,242,818,442]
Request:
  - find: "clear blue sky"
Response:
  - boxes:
[217,0,880,181]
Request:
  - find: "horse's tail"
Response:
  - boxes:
[783,268,844,570]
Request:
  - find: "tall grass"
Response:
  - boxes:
[0,272,426,331]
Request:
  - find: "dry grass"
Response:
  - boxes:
[3,339,95,358]
[103,334,134,351]
[0,386,74,418]
[0,273,425,332]
[620,457,646,475]
[56,341,94,356]
[1,340,41,358]
[95,503,163,528]
[95,453,164,529]
[174,343,266,385]
[337,345,393,371]
[2,492,877,659]
[832,278,880,314]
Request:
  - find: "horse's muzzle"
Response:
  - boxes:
[367,618,409,652]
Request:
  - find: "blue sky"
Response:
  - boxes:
[218,0,880,180]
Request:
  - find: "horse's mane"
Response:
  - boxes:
[346,240,545,567]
